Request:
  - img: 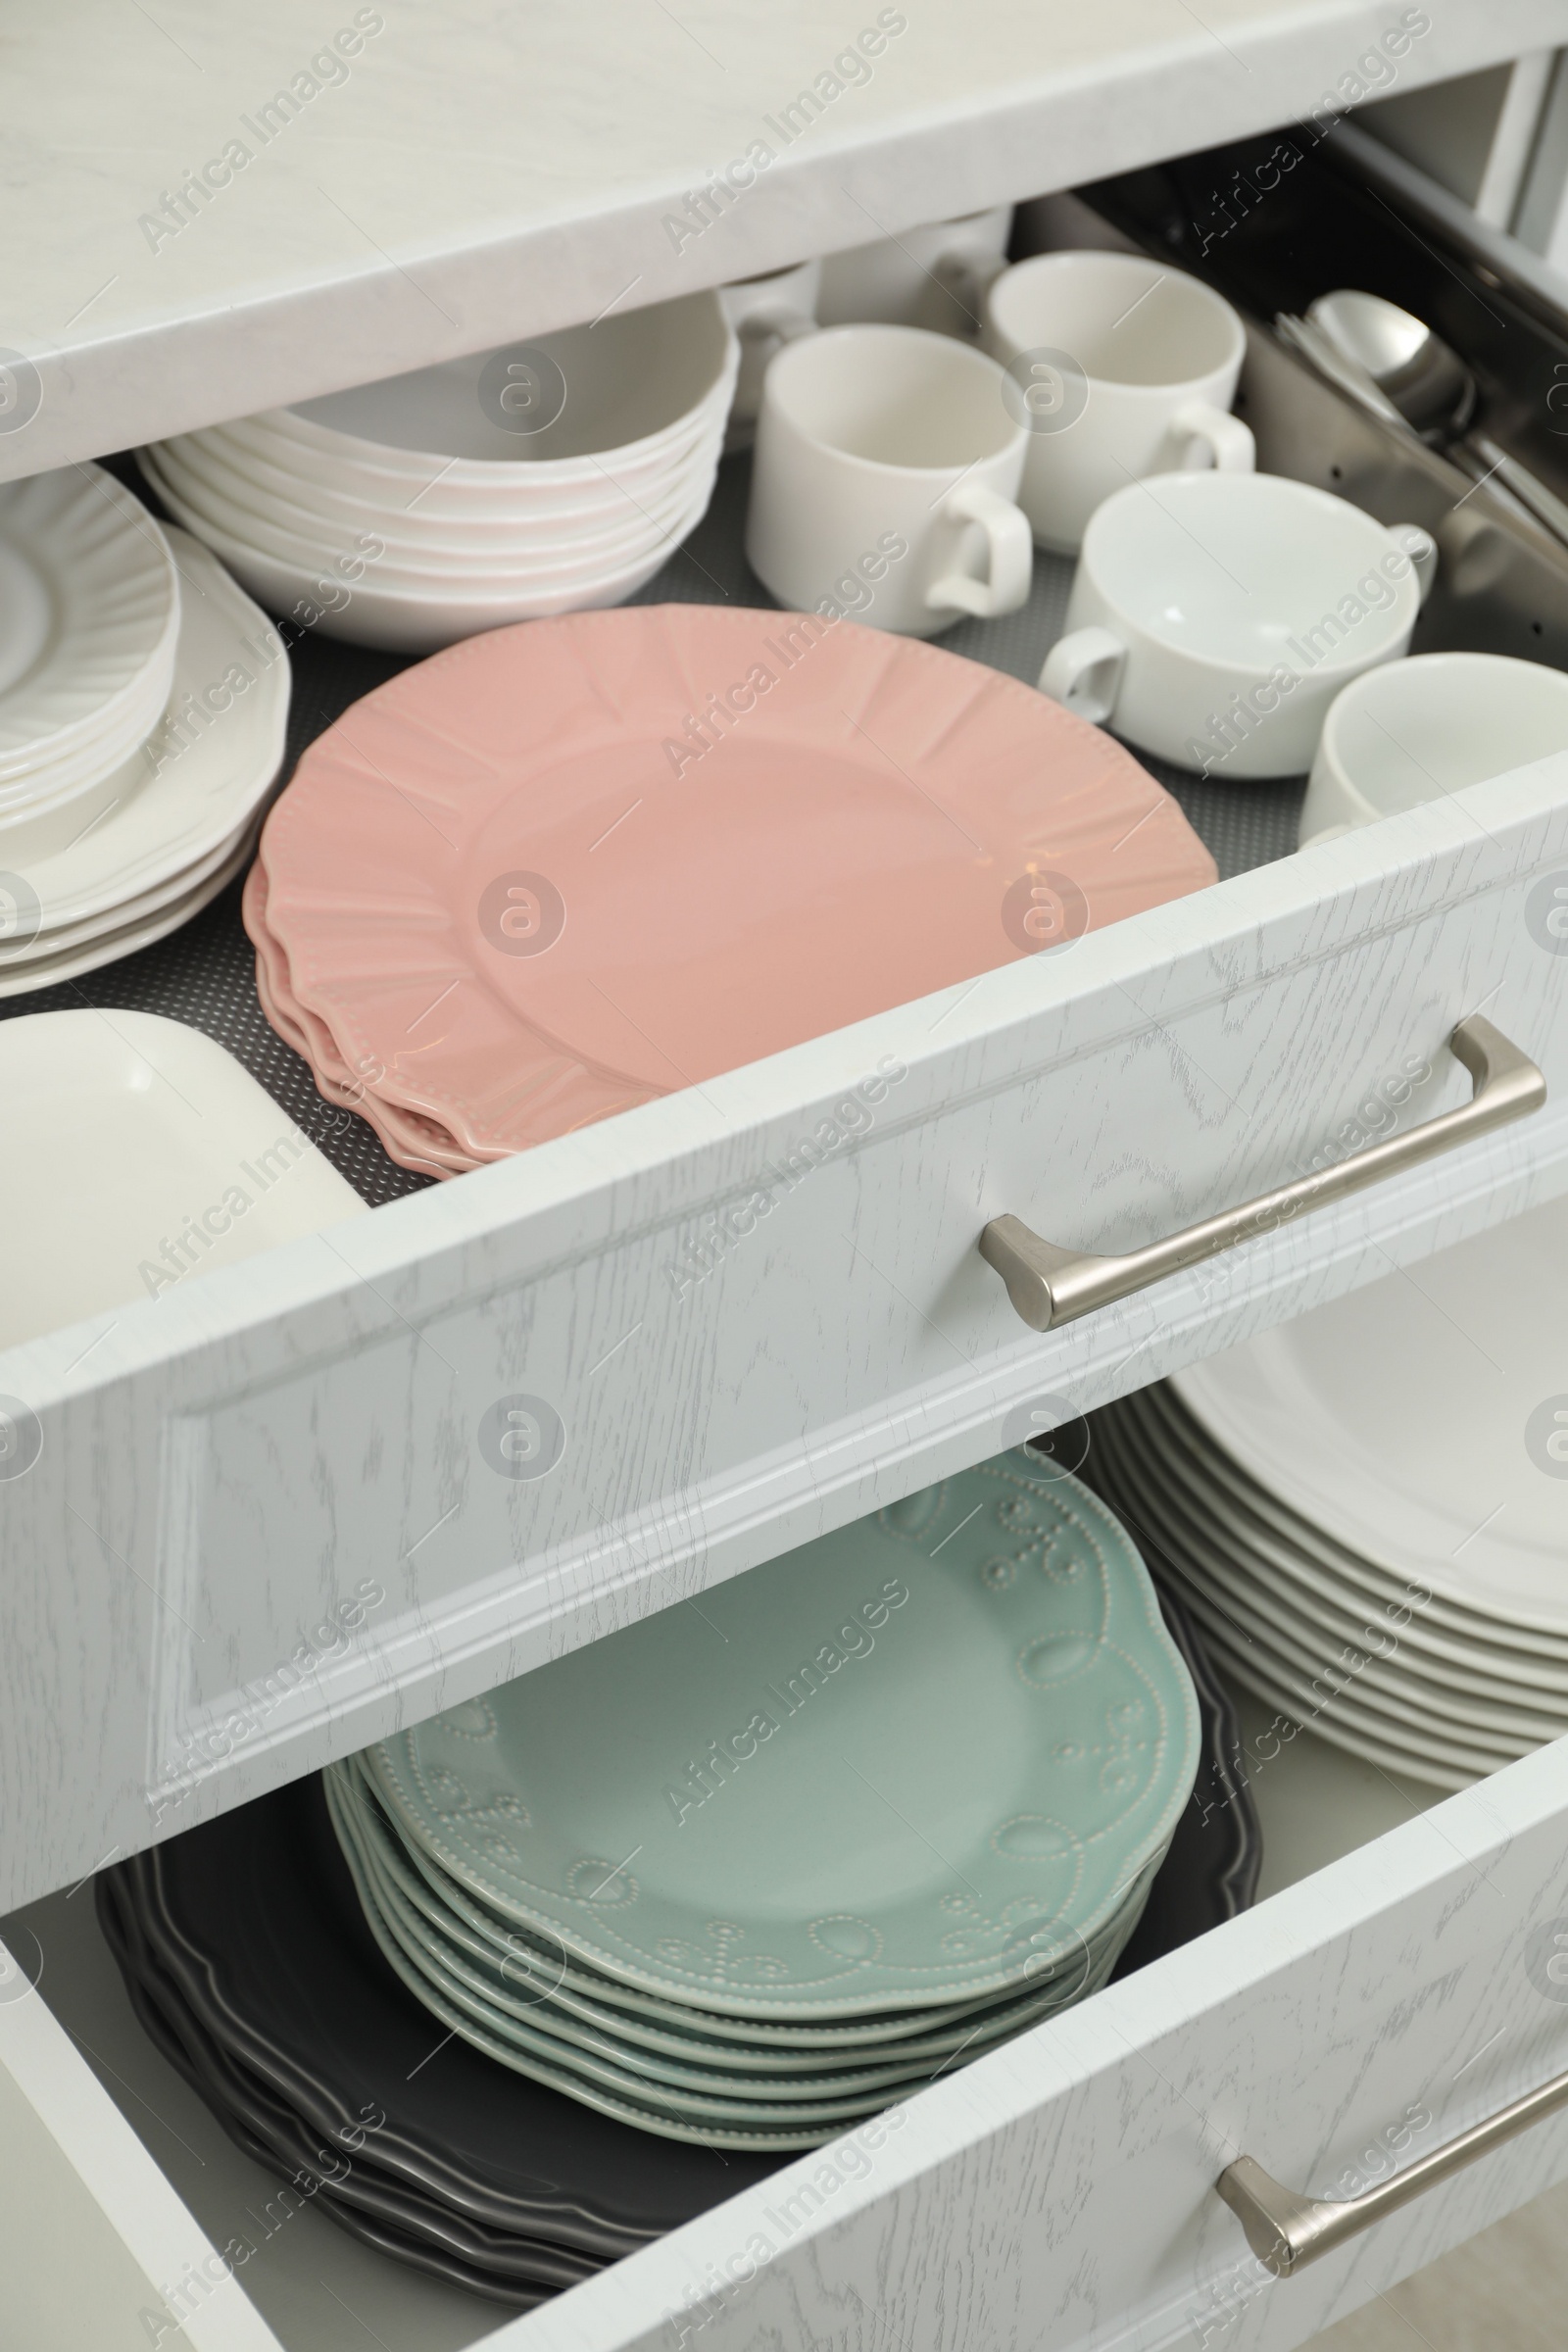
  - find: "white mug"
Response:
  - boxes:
[1040,471,1437,778]
[979,251,1254,552]
[816,206,1014,338]
[746,323,1032,637]
[1301,652,1568,842]
[720,261,822,450]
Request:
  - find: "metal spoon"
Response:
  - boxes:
[1293,287,1568,552]
[1306,290,1476,440]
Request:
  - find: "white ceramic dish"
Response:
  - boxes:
[980,250,1254,552]
[1133,1387,1568,1690]
[1299,652,1568,843]
[0,812,257,962]
[0,1009,366,1349]
[1175,1189,1568,1631]
[140,437,700,591]
[160,424,705,567]
[0,826,256,998]
[746,323,1031,636]
[144,464,711,654]
[1040,472,1436,776]
[256,295,738,485]
[0,467,179,790]
[0,528,287,932]
[1104,1415,1562,1744]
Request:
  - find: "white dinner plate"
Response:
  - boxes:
[0,1007,366,1349]
[1088,1411,1549,1767]
[0,527,287,933]
[0,826,256,998]
[1125,1386,1568,1691]
[1175,1195,1568,1633]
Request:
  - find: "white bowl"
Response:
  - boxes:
[153,425,710,572]
[142,469,716,653]
[139,441,713,600]
[1300,652,1568,842]
[247,293,738,490]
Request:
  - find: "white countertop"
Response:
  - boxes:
[6,0,1560,477]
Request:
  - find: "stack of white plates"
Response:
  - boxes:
[0,522,288,995]
[1088,1193,1568,1789]
[137,293,739,654]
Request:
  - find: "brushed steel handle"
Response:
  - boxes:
[1218,2059,1568,2277]
[979,1016,1544,1333]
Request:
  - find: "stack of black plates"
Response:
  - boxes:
[99,1589,1258,2310]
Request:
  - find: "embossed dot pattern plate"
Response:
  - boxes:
[367,1456,1200,2018]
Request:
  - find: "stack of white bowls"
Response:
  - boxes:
[138,292,739,655]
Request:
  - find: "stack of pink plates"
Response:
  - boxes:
[248,606,1218,1177]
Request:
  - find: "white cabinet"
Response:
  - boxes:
[4,757,1568,1910]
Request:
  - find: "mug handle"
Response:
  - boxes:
[1392,521,1438,605]
[1038,627,1126,725]
[1168,400,1255,473]
[926,482,1033,618]
[931,249,1008,333]
[737,304,817,359]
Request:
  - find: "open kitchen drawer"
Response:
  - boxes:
[2,749,1567,1910]
[6,1703,1568,2352]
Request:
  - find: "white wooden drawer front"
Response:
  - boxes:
[10,1733,1568,2352]
[5,760,1568,1908]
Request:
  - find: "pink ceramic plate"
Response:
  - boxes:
[247,852,655,1161]
[247,863,486,1177]
[262,608,1216,1156]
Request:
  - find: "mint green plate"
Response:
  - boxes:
[367,1457,1199,2019]
[326,1764,1143,2148]
[328,1756,1130,2071]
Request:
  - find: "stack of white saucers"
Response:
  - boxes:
[0,514,289,996]
[1087,1193,1568,1789]
[0,466,177,861]
[137,293,739,654]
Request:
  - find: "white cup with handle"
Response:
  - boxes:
[816,206,1013,338]
[1300,651,1568,842]
[976,250,1255,553]
[746,322,1033,637]
[1039,471,1437,778]
[720,261,823,450]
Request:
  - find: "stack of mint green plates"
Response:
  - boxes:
[326,1452,1200,2148]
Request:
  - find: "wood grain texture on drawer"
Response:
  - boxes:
[493,1738,1568,2352]
[3,759,1568,1905]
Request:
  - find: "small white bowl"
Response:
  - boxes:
[1300,651,1568,842]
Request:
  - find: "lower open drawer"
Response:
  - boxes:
[8,1703,1568,2352]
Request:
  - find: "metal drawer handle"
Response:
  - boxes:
[1217,2058,1568,2277]
[979,1015,1544,1333]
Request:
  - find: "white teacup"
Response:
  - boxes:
[979,251,1254,552]
[816,206,1014,338]
[720,261,822,450]
[1301,652,1568,842]
[746,323,1032,638]
[1040,472,1437,778]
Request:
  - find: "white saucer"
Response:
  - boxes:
[0,527,287,934]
